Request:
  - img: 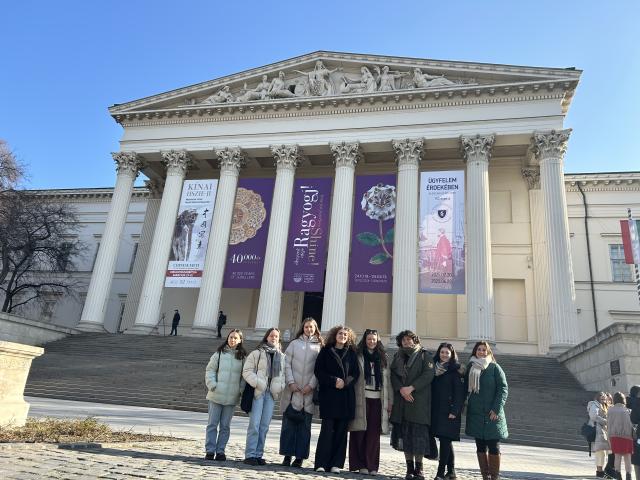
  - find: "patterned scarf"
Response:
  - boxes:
[468,355,492,394]
[435,361,449,377]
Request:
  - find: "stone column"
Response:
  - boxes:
[522,168,551,354]
[321,142,361,332]
[129,151,191,334]
[254,145,303,333]
[391,138,423,336]
[119,180,163,332]
[461,134,496,346]
[192,147,247,335]
[77,152,142,332]
[532,130,578,353]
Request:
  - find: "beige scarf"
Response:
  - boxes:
[468,355,492,394]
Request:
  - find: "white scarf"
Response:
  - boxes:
[468,355,492,394]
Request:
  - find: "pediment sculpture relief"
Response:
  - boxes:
[197,61,468,105]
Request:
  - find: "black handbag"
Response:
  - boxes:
[240,383,255,413]
[284,392,306,424]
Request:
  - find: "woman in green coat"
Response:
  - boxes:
[390,330,435,480]
[464,341,508,480]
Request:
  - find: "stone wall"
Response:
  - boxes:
[0,313,77,346]
[559,322,640,393]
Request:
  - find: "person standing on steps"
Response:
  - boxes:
[217,310,227,338]
[464,341,508,480]
[204,329,247,461]
[169,309,180,336]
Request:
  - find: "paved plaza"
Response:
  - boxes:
[0,398,594,479]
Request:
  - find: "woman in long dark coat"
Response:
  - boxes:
[431,342,464,480]
[313,325,360,473]
[628,385,640,479]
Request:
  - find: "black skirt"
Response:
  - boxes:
[390,421,432,456]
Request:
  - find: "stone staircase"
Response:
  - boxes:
[24,333,593,451]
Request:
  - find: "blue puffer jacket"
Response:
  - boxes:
[205,349,244,406]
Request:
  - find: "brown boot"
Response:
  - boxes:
[476,453,490,480]
[488,454,501,480]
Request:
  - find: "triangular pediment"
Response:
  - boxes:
[109,51,581,120]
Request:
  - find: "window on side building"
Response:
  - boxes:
[609,244,633,282]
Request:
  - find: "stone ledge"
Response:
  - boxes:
[558,322,640,362]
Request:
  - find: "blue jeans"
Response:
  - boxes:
[245,392,275,459]
[205,401,235,454]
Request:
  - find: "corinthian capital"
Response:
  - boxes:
[521,167,541,190]
[270,144,304,171]
[329,141,362,168]
[531,129,572,163]
[112,151,142,177]
[460,134,495,163]
[144,179,164,197]
[161,150,191,175]
[392,138,424,167]
[215,146,248,173]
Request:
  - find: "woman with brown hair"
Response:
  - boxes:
[348,328,393,475]
[279,317,323,468]
[464,341,508,480]
[313,325,360,473]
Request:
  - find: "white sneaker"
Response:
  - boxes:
[359,469,369,474]
[315,467,325,472]
[330,467,341,473]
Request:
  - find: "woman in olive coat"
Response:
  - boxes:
[464,341,508,480]
[431,342,464,480]
[390,330,435,480]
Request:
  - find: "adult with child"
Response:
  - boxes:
[431,342,465,480]
[608,391,634,480]
[313,325,360,473]
[348,328,393,476]
[464,341,508,480]
[279,317,323,468]
[204,329,247,461]
[389,330,435,480]
[242,327,286,466]
[588,391,612,478]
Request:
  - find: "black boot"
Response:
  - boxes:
[414,461,425,480]
[405,459,415,480]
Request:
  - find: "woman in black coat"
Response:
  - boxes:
[431,342,464,480]
[629,385,640,479]
[313,325,360,473]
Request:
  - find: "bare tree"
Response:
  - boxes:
[0,140,25,192]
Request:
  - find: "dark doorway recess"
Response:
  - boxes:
[302,292,324,329]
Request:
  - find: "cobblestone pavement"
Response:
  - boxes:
[0,439,592,480]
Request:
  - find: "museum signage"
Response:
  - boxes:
[419,170,465,294]
[222,178,274,289]
[283,178,332,291]
[165,179,218,288]
[348,174,396,293]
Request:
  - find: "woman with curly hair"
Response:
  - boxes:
[390,330,435,480]
[313,325,360,473]
[279,317,323,468]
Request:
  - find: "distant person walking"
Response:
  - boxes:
[170,309,180,336]
[217,310,227,338]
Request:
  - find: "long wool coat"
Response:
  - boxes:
[389,347,435,426]
[587,400,610,452]
[430,363,464,441]
[314,346,360,420]
[279,335,321,415]
[464,361,509,440]
[205,350,244,406]
[348,352,392,434]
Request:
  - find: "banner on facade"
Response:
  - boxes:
[165,179,218,288]
[222,178,275,289]
[348,175,396,293]
[419,171,465,294]
[283,178,333,291]
[620,215,640,264]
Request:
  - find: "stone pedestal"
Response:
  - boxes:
[0,341,44,427]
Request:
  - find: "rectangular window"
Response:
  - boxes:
[90,242,100,272]
[610,244,633,282]
[129,243,139,273]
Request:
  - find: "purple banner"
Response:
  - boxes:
[283,178,333,291]
[223,178,274,288]
[349,174,396,293]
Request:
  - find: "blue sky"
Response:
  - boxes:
[1,1,638,189]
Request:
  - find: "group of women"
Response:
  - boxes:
[204,318,509,480]
[588,387,640,479]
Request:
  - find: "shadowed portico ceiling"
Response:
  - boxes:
[109,51,581,125]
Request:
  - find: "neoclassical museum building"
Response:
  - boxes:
[46,51,637,355]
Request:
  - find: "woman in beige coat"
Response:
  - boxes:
[348,329,392,475]
[279,318,323,468]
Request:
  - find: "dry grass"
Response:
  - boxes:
[0,417,177,443]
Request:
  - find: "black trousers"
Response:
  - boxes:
[437,437,455,474]
[314,418,349,470]
[170,324,178,336]
[217,324,223,338]
[475,438,500,455]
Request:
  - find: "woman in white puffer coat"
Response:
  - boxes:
[204,329,247,461]
[279,317,324,468]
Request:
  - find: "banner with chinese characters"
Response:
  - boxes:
[419,170,465,294]
[222,178,275,288]
[283,178,332,291]
[348,175,396,293]
[165,179,218,288]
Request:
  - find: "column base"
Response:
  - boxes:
[124,324,156,335]
[75,321,108,333]
[190,326,218,338]
[464,339,497,353]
